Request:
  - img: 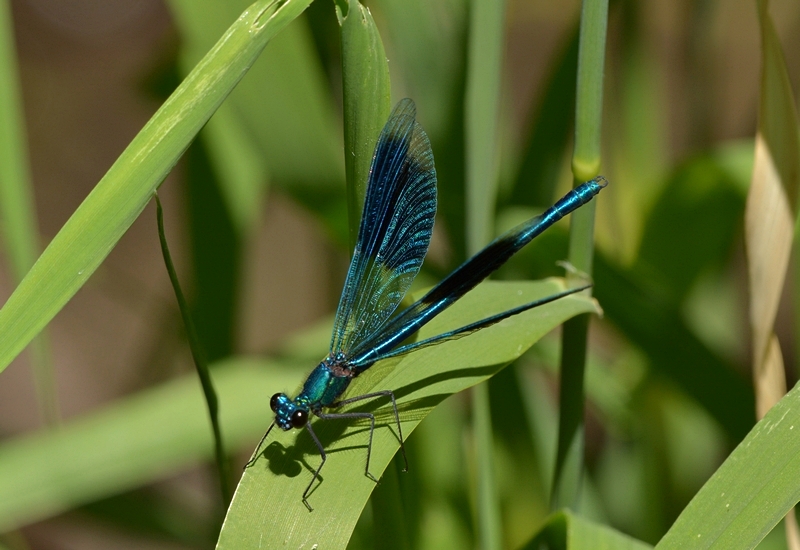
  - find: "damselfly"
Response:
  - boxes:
[247,98,606,510]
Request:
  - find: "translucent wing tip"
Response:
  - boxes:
[392,97,417,119]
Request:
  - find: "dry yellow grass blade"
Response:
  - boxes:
[745,1,800,546]
[745,135,793,378]
[754,335,787,419]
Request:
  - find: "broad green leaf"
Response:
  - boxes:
[217,279,599,549]
[521,510,653,550]
[656,380,800,549]
[336,0,391,247]
[0,358,306,531]
[231,14,342,192]
[184,137,241,362]
[603,5,669,263]
[373,0,470,267]
[0,0,313,374]
[167,0,269,233]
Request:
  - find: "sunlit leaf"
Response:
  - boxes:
[217,279,599,549]
[656,380,800,549]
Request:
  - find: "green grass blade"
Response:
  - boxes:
[200,98,269,234]
[552,0,608,510]
[155,195,231,505]
[473,382,502,550]
[0,0,58,425]
[370,0,466,143]
[0,0,37,281]
[166,0,270,233]
[656,380,800,549]
[464,0,507,546]
[368,0,470,265]
[185,138,241,362]
[571,0,608,185]
[521,510,653,550]
[336,0,391,248]
[464,0,505,254]
[0,0,313,374]
[551,313,590,510]
[217,279,599,549]
[0,357,306,532]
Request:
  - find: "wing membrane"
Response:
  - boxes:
[330,99,437,354]
[348,177,606,367]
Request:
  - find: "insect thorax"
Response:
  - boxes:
[298,354,355,409]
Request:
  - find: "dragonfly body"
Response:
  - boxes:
[251,99,606,510]
[270,354,353,431]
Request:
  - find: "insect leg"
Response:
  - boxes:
[328,390,408,474]
[316,409,379,481]
[244,422,275,469]
[302,421,326,511]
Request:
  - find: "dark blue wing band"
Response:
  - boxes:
[330,99,437,354]
[349,176,606,367]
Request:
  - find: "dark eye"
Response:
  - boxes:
[291,410,308,428]
[270,394,281,412]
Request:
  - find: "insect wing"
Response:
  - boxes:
[330,99,437,355]
[348,177,606,366]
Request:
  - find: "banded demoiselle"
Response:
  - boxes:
[248,98,606,510]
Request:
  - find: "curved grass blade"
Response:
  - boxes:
[336,0,392,247]
[155,194,231,505]
[217,279,599,549]
[0,0,37,282]
[0,0,313,374]
[655,380,800,549]
[745,2,800,546]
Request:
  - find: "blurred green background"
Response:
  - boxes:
[0,0,799,548]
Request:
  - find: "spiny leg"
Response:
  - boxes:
[329,390,408,474]
[302,421,326,511]
[316,409,379,482]
[244,422,275,469]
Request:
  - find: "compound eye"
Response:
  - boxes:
[270,394,281,412]
[291,409,308,428]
